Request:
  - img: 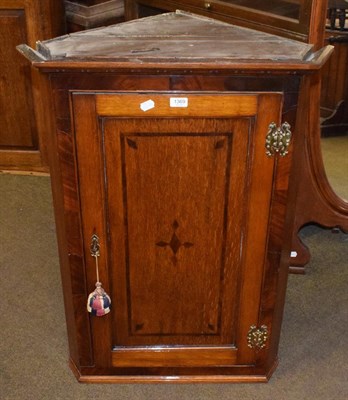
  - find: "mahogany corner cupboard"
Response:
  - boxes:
[18,11,332,382]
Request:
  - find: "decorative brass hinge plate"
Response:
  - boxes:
[265,122,292,157]
[247,325,268,349]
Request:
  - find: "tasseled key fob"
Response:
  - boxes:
[87,234,111,316]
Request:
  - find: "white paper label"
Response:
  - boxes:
[170,97,188,108]
[290,251,298,258]
[140,99,155,112]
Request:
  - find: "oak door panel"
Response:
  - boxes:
[103,118,248,348]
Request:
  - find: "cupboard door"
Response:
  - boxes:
[72,92,282,370]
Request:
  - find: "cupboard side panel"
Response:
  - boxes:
[48,90,95,367]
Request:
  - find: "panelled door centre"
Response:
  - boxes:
[72,92,282,370]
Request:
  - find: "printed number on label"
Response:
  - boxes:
[170,98,188,108]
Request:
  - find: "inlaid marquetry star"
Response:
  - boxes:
[156,220,193,263]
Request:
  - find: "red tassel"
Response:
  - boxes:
[87,282,111,316]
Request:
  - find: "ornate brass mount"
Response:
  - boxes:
[265,122,292,157]
[90,234,100,258]
[247,325,268,349]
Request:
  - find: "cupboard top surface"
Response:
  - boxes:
[19,11,332,72]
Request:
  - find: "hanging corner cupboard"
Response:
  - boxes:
[18,10,332,382]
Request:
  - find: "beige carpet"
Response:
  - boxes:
[0,174,347,400]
